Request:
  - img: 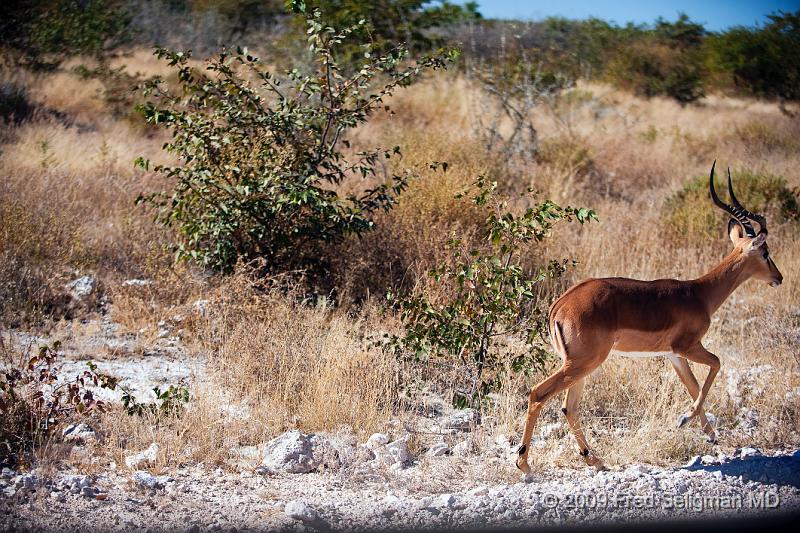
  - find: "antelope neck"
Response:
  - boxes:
[694,248,750,315]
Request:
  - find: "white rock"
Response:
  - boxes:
[366,433,390,450]
[284,500,317,522]
[192,299,209,316]
[468,486,489,497]
[62,423,97,444]
[65,276,96,299]
[740,446,760,458]
[438,493,456,508]
[132,470,162,490]
[261,430,320,474]
[386,437,411,465]
[1,468,14,479]
[123,279,152,287]
[382,494,403,506]
[62,474,92,490]
[445,408,478,431]
[700,454,717,465]
[452,440,471,457]
[125,443,160,469]
[626,464,650,476]
[426,442,449,457]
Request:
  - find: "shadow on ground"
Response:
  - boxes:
[683,450,800,489]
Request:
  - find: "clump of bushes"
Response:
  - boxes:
[605,15,705,103]
[663,169,800,239]
[706,11,800,100]
[136,5,455,276]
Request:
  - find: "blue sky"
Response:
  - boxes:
[463,1,800,31]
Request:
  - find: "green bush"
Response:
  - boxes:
[663,169,800,239]
[0,0,129,67]
[136,6,455,274]
[295,0,480,63]
[385,178,596,408]
[604,15,705,103]
[706,11,800,100]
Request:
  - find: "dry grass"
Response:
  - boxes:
[2,48,799,472]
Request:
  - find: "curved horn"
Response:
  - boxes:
[727,167,768,235]
[709,161,756,237]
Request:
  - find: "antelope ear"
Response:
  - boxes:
[746,233,767,253]
[728,219,745,244]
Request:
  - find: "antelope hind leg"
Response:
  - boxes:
[562,377,606,470]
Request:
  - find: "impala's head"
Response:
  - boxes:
[709,161,783,287]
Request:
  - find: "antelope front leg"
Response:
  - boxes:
[675,344,720,429]
[667,354,716,442]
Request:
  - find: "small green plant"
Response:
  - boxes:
[136,5,455,275]
[120,382,190,418]
[0,343,117,466]
[664,169,800,239]
[385,178,596,407]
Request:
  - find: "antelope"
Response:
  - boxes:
[516,162,783,474]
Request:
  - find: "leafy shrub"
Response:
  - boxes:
[605,15,706,103]
[385,178,596,407]
[295,0,480,64]
[0,343,116,467]
[706,11,800,100]
[136,6,455,275]
[121,382,190,418]
[0,0,130,67]
[664,169,800,239]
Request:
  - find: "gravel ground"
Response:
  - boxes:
[2,447,799,531]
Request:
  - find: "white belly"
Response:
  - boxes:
[609,349,672,359]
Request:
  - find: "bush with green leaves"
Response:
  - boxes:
[0,0,130,67]
[136,6,455,275]
[605,14,706,103]
[293,0,480,64]
[121,382,190,418]
[385,178,596,408]
[706,10,800,100]
[664,169,800,239]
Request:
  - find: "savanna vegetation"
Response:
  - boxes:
[1,0,799,474]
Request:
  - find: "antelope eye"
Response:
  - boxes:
[763,250,769,259]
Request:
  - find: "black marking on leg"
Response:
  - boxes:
[517,445,527,456]
[581,449,589,457]
[561,407,568,415]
